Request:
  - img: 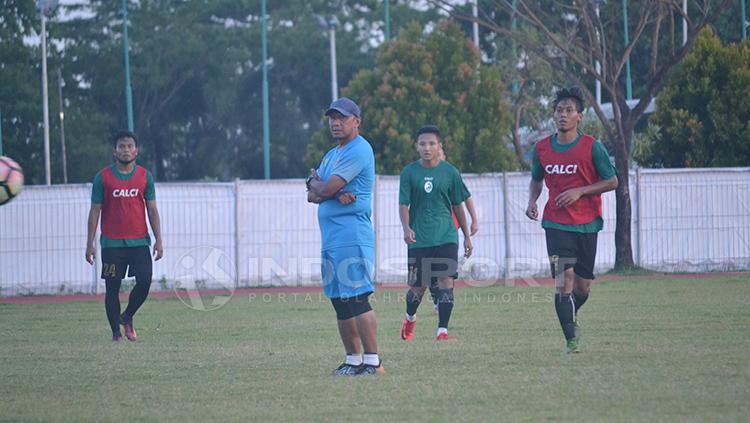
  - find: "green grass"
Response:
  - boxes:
[1,275,749,422]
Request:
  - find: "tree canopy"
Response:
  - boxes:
[307,21,517,174]
[635,29,750,168]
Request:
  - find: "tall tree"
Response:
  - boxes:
[306,21,517,174]
[635,28,750,167]
[0,2,44,183]
[439,0,733,269]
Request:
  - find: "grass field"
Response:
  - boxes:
[1,274,749,422]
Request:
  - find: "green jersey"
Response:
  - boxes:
[531,134,617,233]
[399,160,470,249]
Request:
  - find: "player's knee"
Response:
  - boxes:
[437,288,454,304]
[411,286,427,297]
[348,293,373,318]
[437,277,454,290]
[573,282,591,296]
[104,279,122,294]
[555,286,573,295]
[133,274,153,288]
[330,297,354,320]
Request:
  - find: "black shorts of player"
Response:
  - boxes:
[407,243,459,288]
[330,292,373,320]
[101,246,153,281]
[544,228,598,280]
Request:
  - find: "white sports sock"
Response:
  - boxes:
[363,353,380,366]
[345,354,362,366]
[405,313,416,322]
[437,327,448,336]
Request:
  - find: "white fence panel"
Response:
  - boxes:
[144,183,236,293]
[0,185,92,295]
[237,180,321,287]
[638,168,750,272]
[1,168,748,296]
[374,175,404,283]
[460,174,507,280]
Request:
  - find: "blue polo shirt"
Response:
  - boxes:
[316,136,375,251]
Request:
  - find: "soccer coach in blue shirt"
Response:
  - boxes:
[307,97,384,376]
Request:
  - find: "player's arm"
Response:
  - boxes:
[85,204,101,264]
[86,172,104,264]
[450,171,473,257]
[399,204,415,244]
[308,174,347,201]
[306,169,326,204]
[398,169,415,244]
[464,196,478,235]
[555,141,619,208]
[555,177,618,207]
[144,171,163,260]
[146,200,164,261]
[452,204,473,258]
[526,147,543,221]
[307,192,324,203]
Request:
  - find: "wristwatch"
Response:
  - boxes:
[305,174,314,190]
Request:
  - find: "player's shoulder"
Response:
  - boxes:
[439,160,462,176]
[580,133,597,145]
[135,164,153,175]
[349,136,374,156]
[400,160,421,175]
[97,164,113,175]
[94,164,113,181]
[533,134,554,150]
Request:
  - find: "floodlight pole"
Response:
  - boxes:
[511,0,518,94]
[122,0,134,132]
[262,0,270,179]
[384,0,391,40]
[58,68,67,184]
[41,13,52,185]
[472,0,479,48]
[742,0,747,40]
[329,26,338,101]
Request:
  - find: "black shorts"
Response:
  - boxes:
[407,243,459,288]
[101,246,153,281]
[544,228,598,280]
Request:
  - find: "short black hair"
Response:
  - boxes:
[416,125,441,141]
[554,86,585,113]
[112,130,138,147]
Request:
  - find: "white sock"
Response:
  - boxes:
[437,327,448,336]
[363,353,380,366]
[345,354,362,366]
[405,313,416,322]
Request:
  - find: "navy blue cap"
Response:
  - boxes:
[325,97,361,118]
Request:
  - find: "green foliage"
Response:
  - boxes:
[307,21,517,174]
[2,1,438,183]
[0,2,44,183]
[637,29,750,167]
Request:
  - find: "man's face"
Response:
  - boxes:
[114,137,138,165]
[554,98,582,132]
[327,112,360,141]
[416,133,440,161]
